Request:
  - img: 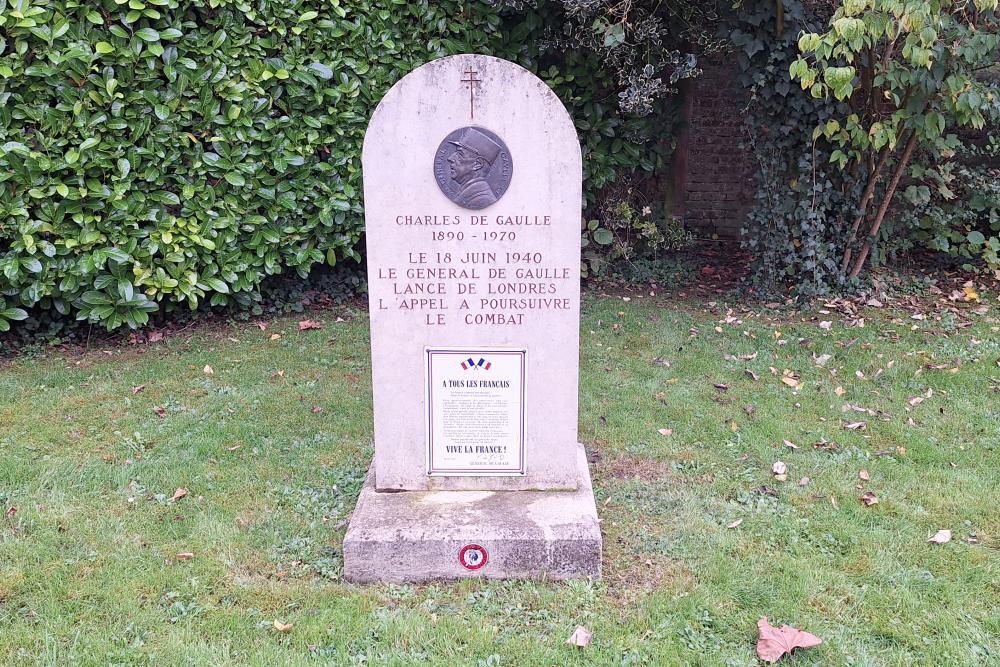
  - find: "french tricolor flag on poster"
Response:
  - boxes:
[460,357,491,370]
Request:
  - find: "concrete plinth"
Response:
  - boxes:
[343,443,602,583]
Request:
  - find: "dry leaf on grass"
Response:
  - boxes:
[907,388,933,407]
[311,406,323,413]
[270,333,282,341]
[176,552,194,560]
[727,518,743,529]
[153,406,166,418]
[860,491,879,506]
[756,617,822,663]
[170,487,188,502]
[929,529,952,544]
[657,428,673,437]
[782,439,799,449]
[273,619,294,633]
[834,386,847,396]
[147,331,165,343]
[798,477,810,486]
[565,625,592,648]
[813,353,833,367]
[858,469,870,481]
[203,365,214,375]
[298,320,323,331]
[819,321,832,330]
[844,421,867,430]
[131,385,145,395]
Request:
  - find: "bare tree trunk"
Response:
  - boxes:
[848,131,919,278]
[840,143,892,273]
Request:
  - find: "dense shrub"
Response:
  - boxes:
[898,136,1000,271]
[0,0,516,330]
[0,0,689,332]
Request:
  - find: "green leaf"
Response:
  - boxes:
[95,41,115,54]
[308,62,333,80]
[224,172,245,187]
[136,27,160,42]
[593,229,614,245]
[967,231,986,245]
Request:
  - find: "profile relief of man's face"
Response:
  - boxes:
[440,127,505,210]
[446,128,502,186]
[447,147,489,184]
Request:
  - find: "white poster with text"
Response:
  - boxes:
[425,348,526,476]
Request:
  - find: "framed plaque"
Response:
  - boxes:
[425,347,526,476]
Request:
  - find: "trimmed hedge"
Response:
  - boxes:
[0,0,672,331]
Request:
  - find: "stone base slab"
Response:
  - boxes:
[343,443,602,583]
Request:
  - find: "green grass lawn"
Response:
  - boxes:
[1,292,998,666]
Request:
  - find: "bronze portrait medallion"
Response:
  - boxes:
[434,126,512,210]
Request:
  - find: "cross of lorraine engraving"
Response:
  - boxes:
[461,67,481,120]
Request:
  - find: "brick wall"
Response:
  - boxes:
[676,62,756,239]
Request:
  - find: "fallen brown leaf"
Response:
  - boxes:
[176,552,194,560]
[834,386,847,397]
[273,619,294,633]
[782,439,799,450]
[132,384,145,395]
[727,518,743,529]
[657,428,673,437]
[153,406,166,418]
[203,365,214,375]
[298,320,323,331]
[929,529,952,545]
[860,491,878,506]
[798,477,810,486]
[858,469,870,481]
[844,421,867,430]
[147,331,164,343]
[170,487,188,502]
[270,333,282,341]
[565,625,592,648]
[756,617,823,663]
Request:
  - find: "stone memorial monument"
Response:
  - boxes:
[343,54,601,582]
